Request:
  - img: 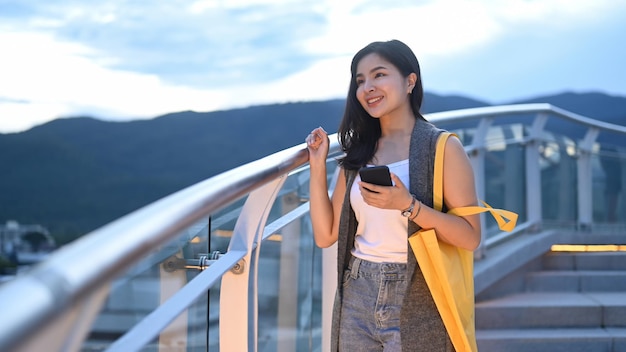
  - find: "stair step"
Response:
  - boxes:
[476,247,626,350]
[476,328,626,352]
[525,270,626,292]
[543,252,626,271]
[475,292,626,329]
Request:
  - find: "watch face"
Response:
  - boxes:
[402,210,411,217]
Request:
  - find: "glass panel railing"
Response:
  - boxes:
[254,210,321,351]
[85,217,213,351]
[539,133,578,226]
[442,121,529,239]
[543,115,590,142]
[484,139,527,238]
[593,142,625,225]
[204,157,339,351]
[250,161,338,351]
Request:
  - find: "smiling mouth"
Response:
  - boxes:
[367,96,383,104]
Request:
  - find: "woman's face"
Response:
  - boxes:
[355,53,413,119]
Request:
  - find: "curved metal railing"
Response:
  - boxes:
[0,104,624,352]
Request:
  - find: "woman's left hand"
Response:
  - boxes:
[358,173,413,211]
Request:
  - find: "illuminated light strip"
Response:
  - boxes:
[551,244,626,252]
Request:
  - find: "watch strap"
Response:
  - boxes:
[401,195,416,217]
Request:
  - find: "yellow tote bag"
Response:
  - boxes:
[409,132,518,352]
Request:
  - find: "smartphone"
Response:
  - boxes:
[359,165,393,192]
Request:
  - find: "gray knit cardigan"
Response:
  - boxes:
[331,118,454,351]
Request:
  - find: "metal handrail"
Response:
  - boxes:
[428,103,626,134]
[0,141,339,351]
[0,104,623,352]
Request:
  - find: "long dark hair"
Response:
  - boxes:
[338,39,427,170]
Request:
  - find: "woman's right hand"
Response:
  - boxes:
[306,126,329,165]
[306,126,341,248]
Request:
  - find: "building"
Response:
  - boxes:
[0,220,56,268]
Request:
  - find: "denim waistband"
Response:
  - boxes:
[348,255,408,280]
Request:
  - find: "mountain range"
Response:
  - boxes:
[1,91,624,243]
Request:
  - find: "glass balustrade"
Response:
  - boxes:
[1,105,624,352]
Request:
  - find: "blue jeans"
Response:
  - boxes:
[339,256,408,352]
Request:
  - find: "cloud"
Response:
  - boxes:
[17,1,328,89]
[0,31,231,130]
[0,0,625,133]
[420,0,626,102]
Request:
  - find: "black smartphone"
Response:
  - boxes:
[359,166,393,191]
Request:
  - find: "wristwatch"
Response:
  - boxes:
[401,195,417,217]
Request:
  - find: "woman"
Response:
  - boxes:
[306,39,481,351]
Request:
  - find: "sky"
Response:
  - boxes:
[0,0,625,133]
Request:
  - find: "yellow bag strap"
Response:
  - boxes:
[435,132,518,232]
[433,132,450,212]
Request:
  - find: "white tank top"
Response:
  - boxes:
[350,159,410,263]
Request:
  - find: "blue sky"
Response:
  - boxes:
[0,0,625,133]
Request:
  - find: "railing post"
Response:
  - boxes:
[322,167,340,351]
[321,243,337,351]
[219,176,287,352]
[526,113,548,231]
[578,128,599,230]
